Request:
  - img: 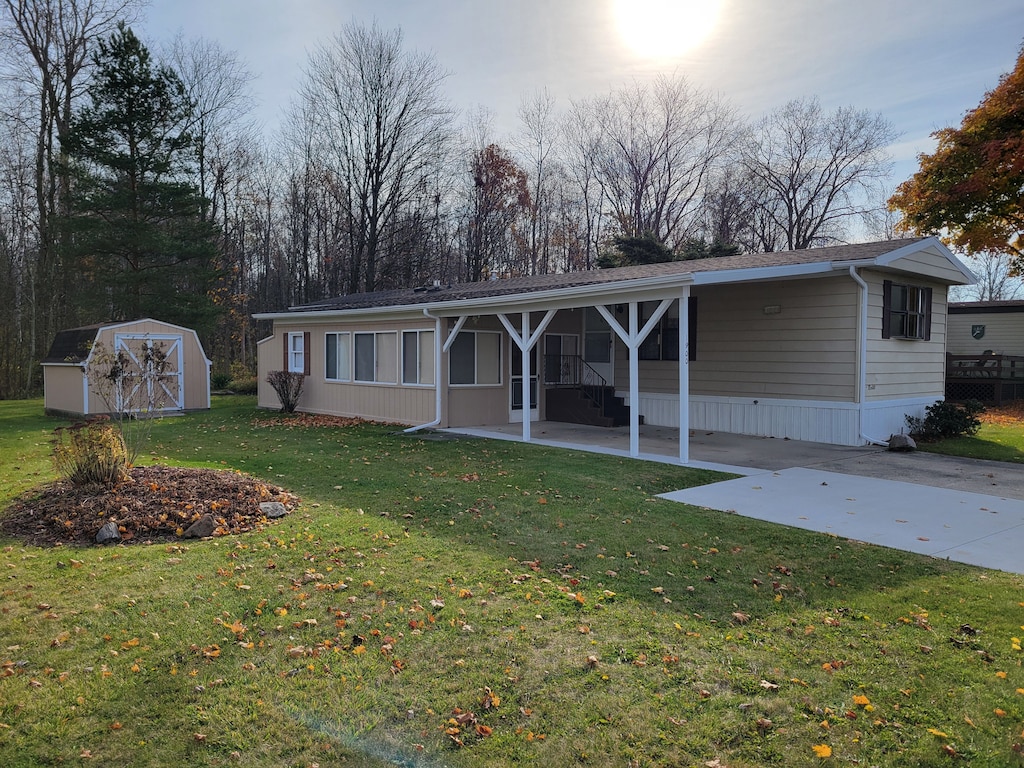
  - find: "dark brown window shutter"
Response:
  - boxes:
[923,287,933,341]
[303,332,311,375]
[881,280,892,339]
[282,331,288,370]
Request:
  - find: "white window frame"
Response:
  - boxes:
[354,331,398,384]
[449,330,502,386]
[325,332,351,382]
[287,332,305,374]
[402,329,435,386]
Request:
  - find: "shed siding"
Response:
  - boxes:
[43,365,85,415]
[864,271,948,401]
[91,320,211,412]
[947,311,1024,355]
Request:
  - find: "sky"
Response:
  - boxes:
[139,0,1023,191]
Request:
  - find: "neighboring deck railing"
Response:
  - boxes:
[946,353,1024,405]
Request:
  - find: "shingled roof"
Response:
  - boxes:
[41,323,107,364]
[282,237,939,314]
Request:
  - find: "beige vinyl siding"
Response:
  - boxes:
[947,311,1024,355]
[257,334,280,409]
[447,385,508,427]
[864,270,947,400]
[888,248,970,284]
[263,318,438,424]
[42,365,85,415]
[617,276,858,401]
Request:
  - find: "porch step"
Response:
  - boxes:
[546,386,632,428]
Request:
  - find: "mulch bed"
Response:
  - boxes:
[0,465,298,548]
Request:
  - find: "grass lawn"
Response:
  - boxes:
[918,422,1024,464]
[3,397,1024,767]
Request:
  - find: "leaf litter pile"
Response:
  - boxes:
[1,465,298,547]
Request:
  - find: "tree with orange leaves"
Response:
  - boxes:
[890,44,1024,270]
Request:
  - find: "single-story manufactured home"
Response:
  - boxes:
[945,300,1024,405]
[254,237,974,460]
[947,300,1024,356]
[42,318,212,418]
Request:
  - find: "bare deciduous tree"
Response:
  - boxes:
[740,97,896,251]
[583,74,738,249]
[299,22,456,294]
[951,252,1023,302]
[515,88,558,275]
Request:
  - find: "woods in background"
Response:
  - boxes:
[0,2,929,397]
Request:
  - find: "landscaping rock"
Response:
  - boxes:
[259,501,289,519]
[183,513,217,539]
[887,433,917,452]
[96,521,121,545]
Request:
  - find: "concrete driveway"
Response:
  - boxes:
[445,423,1024,574]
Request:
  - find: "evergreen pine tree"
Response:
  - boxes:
[62,23,222,332]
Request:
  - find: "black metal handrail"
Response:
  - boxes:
[543,355,609,412]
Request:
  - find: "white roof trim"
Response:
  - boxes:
[691,262,834,285]
[79,318,212,368]
[833,236,976,284]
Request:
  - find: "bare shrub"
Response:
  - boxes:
[267,370,306,413]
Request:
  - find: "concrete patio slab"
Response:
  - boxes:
[659,467,1024,573]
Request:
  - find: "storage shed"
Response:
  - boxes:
[42,318,212,417]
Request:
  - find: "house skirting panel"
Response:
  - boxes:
[620,392,940,447]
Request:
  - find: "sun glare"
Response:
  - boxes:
[612,0,723,59]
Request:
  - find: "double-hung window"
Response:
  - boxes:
[449,331,501,385]
[882,280,932,340]
[325,332,351,381]
[285,331,309,375]
[354,332,397,383]
[402,330,435,385]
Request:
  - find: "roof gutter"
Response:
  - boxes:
[849,266,889,447]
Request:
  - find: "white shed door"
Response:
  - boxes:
[113,334,184,413]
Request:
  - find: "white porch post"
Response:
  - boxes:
[679,287,690,464]
[628,302,640,457]
[497,309,557,445]
[596,299,673,459]
[521,312,532,443]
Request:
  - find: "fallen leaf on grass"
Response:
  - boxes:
[811,744,832,758]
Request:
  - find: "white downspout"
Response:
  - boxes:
[404,308,445,433]
[849,267,890,447]
[678,287,690,464]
